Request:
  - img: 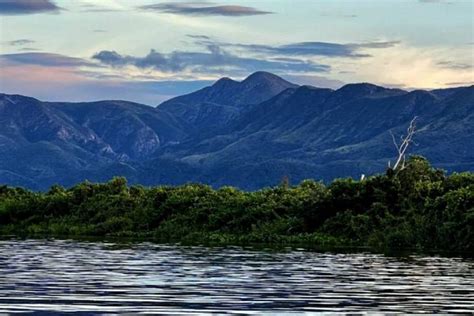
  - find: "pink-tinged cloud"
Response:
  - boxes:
[0,61,210,105]
[1,64,87,84]
[0,52,94,68]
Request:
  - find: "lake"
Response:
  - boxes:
[0,239,473,314]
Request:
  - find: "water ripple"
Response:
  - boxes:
[0,239,473,314]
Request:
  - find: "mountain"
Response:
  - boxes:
[158,71,297,136]
[0,72,473,190]
[159,71,297,109]
[0,94,188,188]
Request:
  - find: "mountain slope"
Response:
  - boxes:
[0,93,188,188]
[159,71,297,109]
[155,81,473,189]
[0,74,473,190]
[157,71,298,136]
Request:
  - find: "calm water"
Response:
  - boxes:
[0,240,473,314]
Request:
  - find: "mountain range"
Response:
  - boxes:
[1,71,473,190]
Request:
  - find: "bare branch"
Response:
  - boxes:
[390,130,400,152]
[390,116,418,170]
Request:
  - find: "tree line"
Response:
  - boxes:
[0,156,472,253]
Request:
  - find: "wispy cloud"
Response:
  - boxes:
[437,60,473,70]
[187,34,211,40]
[0,52,95,67]
[445,81,474,86]
[92,46,329,74]
[78,3,122,13]
[7,39,35,46]
[138,2,272,17]
[0,0,61,15]
[192,37,400,58]
[0,65,213,105]
[18,47,40,51]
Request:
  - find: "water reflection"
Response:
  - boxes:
[0,239,473,314]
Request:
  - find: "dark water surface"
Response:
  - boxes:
[0,239,473,314]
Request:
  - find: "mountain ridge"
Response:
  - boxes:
[1,72,473,190]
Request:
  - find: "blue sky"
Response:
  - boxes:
[0,0,473,105]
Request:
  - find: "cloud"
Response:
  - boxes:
[138,2,272,17]
[340,43,474,90]
[7,39,35,46]
[0,0,61,15]
[193,38,400,58]
[437,61,473,70]
[78,3,121,13]
[186,34,211,40]
[18,47,39,51]
[92,46,329,74]
[91,37,401,79]
[444,81,474,86]
[260,42,371,58]
[0,64,213,105]
[0,52,95,67]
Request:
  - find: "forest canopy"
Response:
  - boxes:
[0,156,473,253]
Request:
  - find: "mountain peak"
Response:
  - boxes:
[212,77,238,87]
[159,71,298,109]
[334,82,405,99]
[242,71,293,86]
[337,82,384,93]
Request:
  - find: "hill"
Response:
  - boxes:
[0,72,473,190]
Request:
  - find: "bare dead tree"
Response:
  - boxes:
[389,116,418,171]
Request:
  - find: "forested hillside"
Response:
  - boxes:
[1,72,473,190]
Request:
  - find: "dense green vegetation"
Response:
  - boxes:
[0,156,472,253]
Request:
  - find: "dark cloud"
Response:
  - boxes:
[7,39,35,46]
[92,46,329,74]
[187,34,211,40]
[0,52,95,67]
[437,61,473,70]
[262,42,371,58]
[194,38,400,58]
[0,0,61,15]
[138,2,272,17]
[92,37,400,76]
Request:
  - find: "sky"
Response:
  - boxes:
[0,0,473,105]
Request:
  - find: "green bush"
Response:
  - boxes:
[0,156,472,252]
